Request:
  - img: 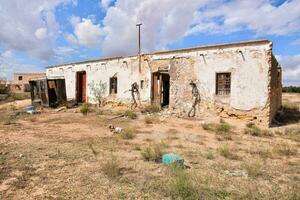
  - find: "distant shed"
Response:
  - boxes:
[29,78,67,107]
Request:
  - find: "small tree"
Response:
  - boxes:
[89,80,107,107]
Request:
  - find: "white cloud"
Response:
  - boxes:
[99,0,114,10]
[1,51,13,59]
[276,54,300,86]
[0,0,76,59]
[35,28,48,40]
[66,17,104,48]
[100,0,210,56]
[188,0,300,36]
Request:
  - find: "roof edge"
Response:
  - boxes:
[47,39,271,69]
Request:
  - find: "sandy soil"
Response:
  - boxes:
[0,94,299,199]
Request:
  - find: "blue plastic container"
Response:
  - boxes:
[25,106,35,111]
[162,153,184,166]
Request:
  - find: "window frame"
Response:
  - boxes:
[109,77,118,94]
[216,72,231,96]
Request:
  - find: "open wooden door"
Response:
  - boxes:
[151,72,170,107]
[76,71,87,103]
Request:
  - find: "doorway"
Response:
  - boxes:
[76,71,87,103]
[151,72,170,107]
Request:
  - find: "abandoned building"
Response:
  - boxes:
[46,40,282,126]
[10,73,46,93]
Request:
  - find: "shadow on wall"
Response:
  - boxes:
[273,105,300,126]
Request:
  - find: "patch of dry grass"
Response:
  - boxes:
[273,142,297,156]
[102,157,121,179]
[244,123,273,137]
[120,127,136,139]
[141,143,166,162]
[218,144,239,160]
[144,115,160,124]
[202,121,233,141]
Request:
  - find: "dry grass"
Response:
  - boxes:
[144,115,160,124]
[202,121,233,141]
[273,142,297,156]
[242,159,263,178]
[218,144,239,160]
[101,157,121,179]
[124,110,137,119]
[142,104,161,113]
[120,127,136,139]
[244,123,273,137]
[141,143,166,162]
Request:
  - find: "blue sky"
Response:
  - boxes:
[0,0,300,86]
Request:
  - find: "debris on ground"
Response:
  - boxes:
[224,170,248,177]
[162,153,184,167]
[25,105,37,114]
[54,106,67,112]
[108,124,123,134]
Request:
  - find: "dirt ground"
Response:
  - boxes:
[0,94,299,199]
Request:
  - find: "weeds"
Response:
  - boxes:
[244,124,273,137]
[284,127,300,142]
[102,157,121,179]
[243,160,263,178]
[80,103,90,115]
[205,151,215,160]
[142,104,161,113]
[167,167,198,200]
[124,110,137,119]
[218,144,239,160]
[202,122,233,140]
[273,142,297,156]
[145,115,160,124]
[141,143,166,162]
[120,128,136,139]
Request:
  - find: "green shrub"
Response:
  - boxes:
[145,115,160,124]
[202,122,233,140]
[141,143,166,162]
[121,128,136,139]
[80,103,90,115]
[10,92,31,100]
[124,110,137,119]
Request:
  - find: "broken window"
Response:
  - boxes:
[18,76,23,81]
[216,73,231,95]
[140,80,144,89]
[110,77,118,94]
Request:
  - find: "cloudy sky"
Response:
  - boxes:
[0,0,300,86]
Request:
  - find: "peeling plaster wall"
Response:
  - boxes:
[46,57,151,104]
[46,40,280,126]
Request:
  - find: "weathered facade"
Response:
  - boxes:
[10,73,46,93]
[46,40,282,126]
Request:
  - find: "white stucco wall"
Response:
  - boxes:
[46,41,272,113]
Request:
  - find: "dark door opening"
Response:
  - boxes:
[76,71,87,103]
[151,72,170,107]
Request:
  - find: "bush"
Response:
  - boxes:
[141,143,166,162]
[145,115,160,124]
[142,104,161,113]
[201,123,215,131]
[124,110,137,119]
[80,103,90,115]
[120,128,136,139]
[102,158,121,179]
[10,93,31,100]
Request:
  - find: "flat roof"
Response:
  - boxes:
[47,39,271,69]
